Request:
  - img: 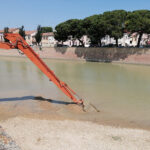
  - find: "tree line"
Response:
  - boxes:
[3,10,150,48]
[54,10,150,47]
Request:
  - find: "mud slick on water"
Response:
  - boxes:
[34,96,100,113]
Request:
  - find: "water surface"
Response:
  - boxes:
[0,56,150,128]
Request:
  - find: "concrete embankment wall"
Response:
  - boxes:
[0,47,150,65]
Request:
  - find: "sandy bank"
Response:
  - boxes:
[1,117,150,150]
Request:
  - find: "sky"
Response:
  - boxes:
[0,0,150,30]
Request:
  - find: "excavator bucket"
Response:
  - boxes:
[0,33,100,112]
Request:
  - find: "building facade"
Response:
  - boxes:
[41,32,57,47]
[0,28,19,42]
[0,27,150,48]
[25,31,37,46]
[60,35,90,47]
[101,33,150,47]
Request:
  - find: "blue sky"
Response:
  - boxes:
[0,0,150,30]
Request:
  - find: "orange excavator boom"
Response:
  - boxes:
[0,33,83,104]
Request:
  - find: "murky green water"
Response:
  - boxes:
[0,56,150,127]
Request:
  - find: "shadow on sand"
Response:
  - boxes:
[0,96,76,105]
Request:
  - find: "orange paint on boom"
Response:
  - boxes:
[0,33,83,104]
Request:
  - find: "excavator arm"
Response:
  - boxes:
[0,33,83,105]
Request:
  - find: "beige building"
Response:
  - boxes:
[25,31,56,47]
[25,31,37,46]
[0,28,19,42]
[101,33,150,47]
[0,28,57,47]
[41,32,56,47]
[62,35,90,47]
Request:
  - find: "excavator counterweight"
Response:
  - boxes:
[0,33,83,105]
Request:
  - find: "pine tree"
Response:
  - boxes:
[19,26,26,39]
[35,25,42,46]
[4,27,9,42]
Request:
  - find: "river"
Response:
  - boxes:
[0,56,150,129]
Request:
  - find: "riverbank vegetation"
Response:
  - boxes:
[54,10,150,47]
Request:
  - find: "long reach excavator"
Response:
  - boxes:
[0,33,84,106]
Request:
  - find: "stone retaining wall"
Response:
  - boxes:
[0,47,150,65]
[41,47,150,65]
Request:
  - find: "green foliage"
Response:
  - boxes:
[55,10,127,47]
[41,26,53,33]
[126,10,150,33]
[35,25,42,45]
[103,10,128,47]
[125,10,150,47]
[4,27,9,33]
[66,19,86,46]
[55,19,86,46]
[4,27,9,42]
[66,19,82,38]
[54,9,150,47]
[75,20,86,40]
[54,22,69,43]
[84,15,108,46]
[19,26,26,39]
